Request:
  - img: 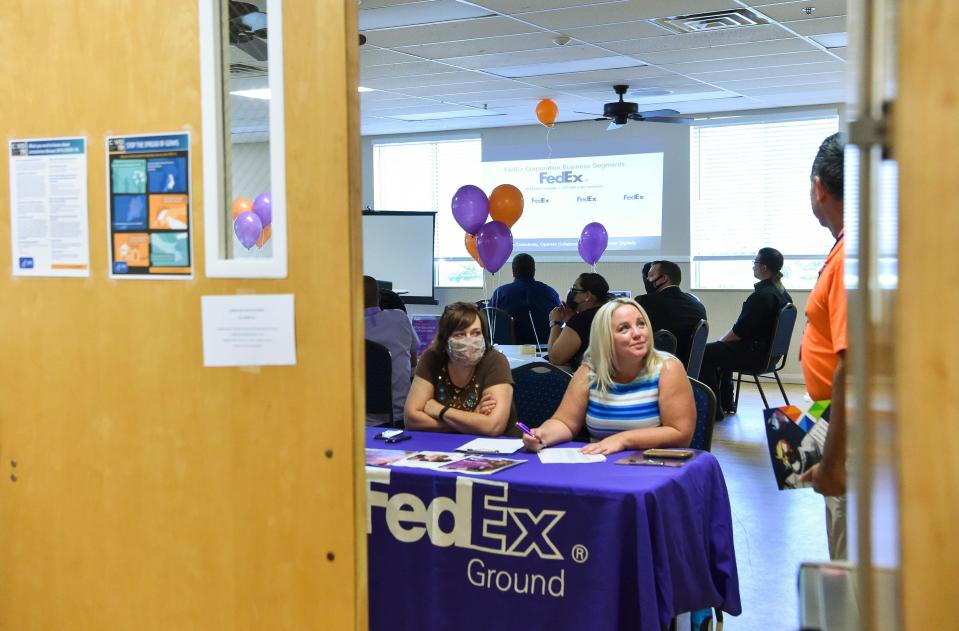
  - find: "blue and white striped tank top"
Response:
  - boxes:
[585,362,662,439]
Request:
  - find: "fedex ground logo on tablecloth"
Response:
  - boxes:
[367,469,565,560]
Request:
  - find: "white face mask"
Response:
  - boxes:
[448,335,486,366]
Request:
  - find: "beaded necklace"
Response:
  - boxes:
[436,363,480,411]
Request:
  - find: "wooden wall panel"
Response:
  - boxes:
[897,1,959,627]
[0,1,364,629]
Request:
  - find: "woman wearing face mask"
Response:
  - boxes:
[404,302,519,436]
[546,272,611,369]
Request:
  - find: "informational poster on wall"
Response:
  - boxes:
[8,137,90,277]
[106,132,192,279]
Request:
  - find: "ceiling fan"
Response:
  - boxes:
[577,85,685,131]
[229,1,269,62]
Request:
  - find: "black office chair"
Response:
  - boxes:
[654,329,678,354]
[688,376,717,452]
[511,363,572,429]
[686,319,709,380]
[482,306,516,345]
[365,340,395,427]
[733,303,799,411]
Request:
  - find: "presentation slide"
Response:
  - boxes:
[481,152,663,251]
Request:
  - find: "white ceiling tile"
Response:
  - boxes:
[394,33,561,60]
[360,47,421,66]
[688,59,846,80]
[359,0,433,9]
[751,0,846,22]
[660,49,834,73]
[735,81,845,96]
[603,24,795,55]
[780,15,847,36]
[516,0,741,30]
[709,70,846,89]
[565,20,673,43]
[363,16,538,47]
[397,79,521,97]
[360,60,457,80]
[442,44,610,70]
[829,46,847,60]
[639,37,816,65]
[520,65,668,87]
[361,73,496,91]
[472,0,622,13]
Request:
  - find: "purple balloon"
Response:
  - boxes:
[475,221,513,274]
[578,222,609,266]
[451,185,489,234]
[253,192,272,227]
[234,211,263,250]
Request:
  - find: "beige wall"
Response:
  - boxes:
[0,1,365,629]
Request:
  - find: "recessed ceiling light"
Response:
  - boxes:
[810,32,848,48]
[358,86,375,92]
[359,0,493,31]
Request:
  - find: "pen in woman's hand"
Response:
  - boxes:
[516,422,544,446]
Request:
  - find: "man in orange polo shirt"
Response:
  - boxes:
[800,132,848,560]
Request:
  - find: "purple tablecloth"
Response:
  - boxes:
[366,429,740,630]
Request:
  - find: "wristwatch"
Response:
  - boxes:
[550,321,563,328]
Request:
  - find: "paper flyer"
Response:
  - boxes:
[8,137,90,277]
[763,401,831,490]
[106,132,192,279]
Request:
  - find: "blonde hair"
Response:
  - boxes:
[583,298,665,395]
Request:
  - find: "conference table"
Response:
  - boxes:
[365,429,741,631]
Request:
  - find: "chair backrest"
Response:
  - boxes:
[764,303,798,372]
[482,306,516,345]
[686,319,709,380]
[365,340,394,424]
[653,329,678,355]
[511,363,572,429]
[688,377,716,451]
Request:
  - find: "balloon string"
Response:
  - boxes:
[546,125,553,160]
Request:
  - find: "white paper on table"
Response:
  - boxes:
[538,449,606,464]
[201,294,297,367]
[455,438,525,454]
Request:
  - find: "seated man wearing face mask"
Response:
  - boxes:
[637,260,707,366]
[404,302,519,437]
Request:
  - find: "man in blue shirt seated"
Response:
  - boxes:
[489,253,560,347]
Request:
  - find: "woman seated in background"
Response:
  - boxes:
[546,272,611,369]
[524,298,695,455]
[405,302,519,436]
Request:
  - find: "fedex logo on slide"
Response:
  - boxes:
[367,468,565,560]
[623,194,644,200]
[531,197,549,203]
[577,196,596,202]
[539,171,584,184]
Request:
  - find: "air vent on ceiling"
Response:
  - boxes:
[230,62,268,77]
[654,9,768,34]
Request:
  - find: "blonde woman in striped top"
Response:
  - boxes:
[522,298,695,455]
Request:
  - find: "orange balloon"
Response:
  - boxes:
[256,224,272,248]
[232,197,253,219]
[489,184,524,227]
[535,98,558,127]
[465,233,484,268]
